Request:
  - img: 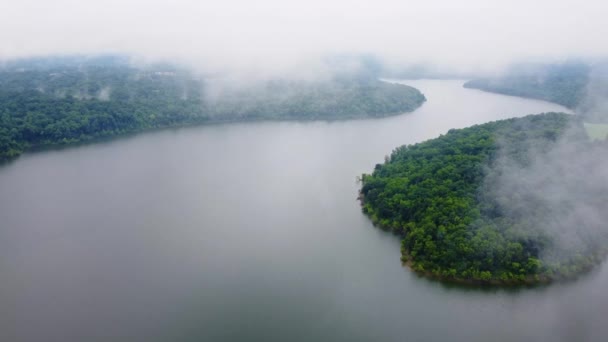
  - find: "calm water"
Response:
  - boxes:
[2,80,606,342]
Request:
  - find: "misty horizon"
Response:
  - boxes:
[1,0,607,77]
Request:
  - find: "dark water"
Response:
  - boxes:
[2,80,605,342]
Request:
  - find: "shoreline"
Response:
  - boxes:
[0,101,426,166]
[358,192,605,287]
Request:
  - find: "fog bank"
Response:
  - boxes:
[481,118,608,270]
[1,0,607,76]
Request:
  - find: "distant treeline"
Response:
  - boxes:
[0,56,425,161]
[360,113,608,284]
[464,62,590,109]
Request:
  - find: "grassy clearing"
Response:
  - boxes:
[584,123,608,141]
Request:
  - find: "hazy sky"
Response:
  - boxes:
[1,0,607,73]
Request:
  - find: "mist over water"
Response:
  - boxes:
[4,81,608,342]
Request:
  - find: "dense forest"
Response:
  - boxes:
[0,56,426,161]
[464,62,590,109]
[360,113,608,284]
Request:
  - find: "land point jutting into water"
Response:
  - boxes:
[360,113,608,285]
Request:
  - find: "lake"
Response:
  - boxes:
[2,80,606,342]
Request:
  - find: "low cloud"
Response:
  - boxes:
[578,63,608,122]
[1,0,607,77]
[479,118,608,270]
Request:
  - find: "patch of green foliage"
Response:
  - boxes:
[360,113,606,284]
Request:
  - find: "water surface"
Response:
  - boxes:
[3,80,605,342]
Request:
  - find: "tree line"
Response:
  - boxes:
[0,57,426,161]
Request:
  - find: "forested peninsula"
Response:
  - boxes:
[463,62,589,109]
[360,113,608,285]
[0,56,426,161]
